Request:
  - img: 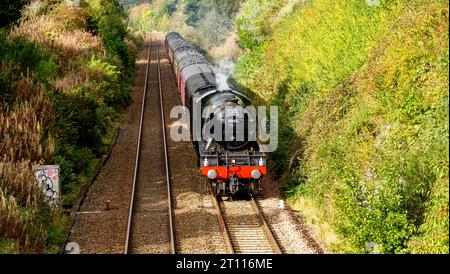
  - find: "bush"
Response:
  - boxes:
[235,0,449,253]
[86,0,136,102]
[161,0,179,17]
[184,0,200,26]
[0,0,31,27]
[1,0,139,253]
[52,87,101,149]
[36,55,58,84]
[51,87,100,204]
[88,56,130,108]
[37,0,64,15]
[49,3,89,31]
[2,37,46,72]
[0,65,16,105]
[236,0,285,49]
[1,28,56,102]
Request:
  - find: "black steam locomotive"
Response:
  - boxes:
[165,32,267,196]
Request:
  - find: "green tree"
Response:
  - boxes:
[0,0,31,27]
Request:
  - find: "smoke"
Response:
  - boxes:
[213,58,235,91]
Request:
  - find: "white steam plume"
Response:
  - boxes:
[213,58,235,91]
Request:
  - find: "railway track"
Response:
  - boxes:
[125,38,175,254]
[68,33,317,254]
[211,192,283,254]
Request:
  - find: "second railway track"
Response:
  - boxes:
[125,38,175,254]
[212,192,283,254]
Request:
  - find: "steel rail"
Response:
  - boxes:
[124,38,152,254]
[156,44,176,254]
[250,194,283,254]
[210,192,235,254]
[214,193,283,254]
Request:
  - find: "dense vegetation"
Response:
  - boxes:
[127,0,242,57]
[0,0,140,253]
[0,0,32,27]
[235,0,449,253]
[183,0,241,27]
[1,0,448,255]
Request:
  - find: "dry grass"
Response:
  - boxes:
[0,156,48,253]
[49,5,89,31]
[52,69,91,93]
[9,16,62,46]
[0,160,41,208]
[0,74,53,253]
[0,187,46,253]
[1,0,138,253]
[0,76,53,163]
[9,12,104,63]
[54,29,104,61]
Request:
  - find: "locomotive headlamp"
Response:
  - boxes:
[207,169,218,179]
[251,169,262,179]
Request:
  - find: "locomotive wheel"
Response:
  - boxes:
[248,182,255,195]
[215,182,222,197]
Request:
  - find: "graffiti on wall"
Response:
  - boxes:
[67,0,80,7]
[34,166,60,206]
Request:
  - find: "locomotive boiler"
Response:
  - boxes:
[165,32,267,196]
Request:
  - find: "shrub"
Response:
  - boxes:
[49,4,89,31]
[36,55,58,84]
[236,0,286,49]
[2,37,46,72]
[161,0,179,17]
[1,0,139,253]
[0,0,31,27]
[88,56,130,108]
[0,63,17,105]
[37,0,65,15]
[184,0,201,26]
[52,87,101,149]
[235,0,449,253]
[86,0,136,101]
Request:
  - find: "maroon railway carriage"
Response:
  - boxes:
[165,32,216,108]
